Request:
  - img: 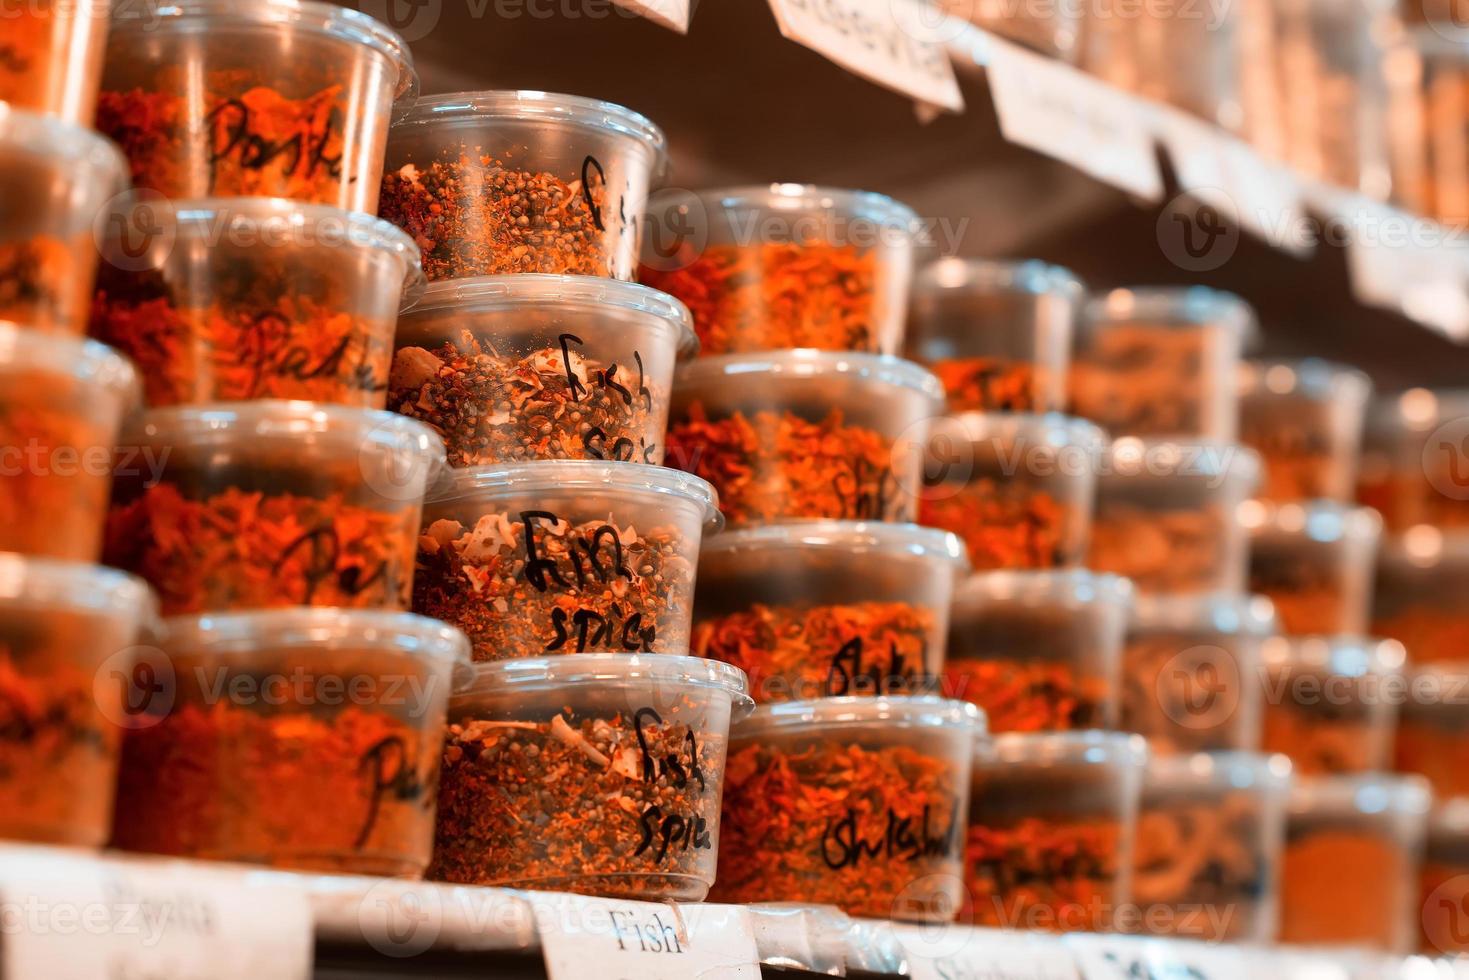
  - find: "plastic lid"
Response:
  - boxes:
[0,553,156,621]
[732,696,986,739]
[0,102,126,174]
[700,520,967,570]
[1131,592,1278,636]
[689,183,918,231]
[452,653,751,706]
[110,0,417,101]
[1238,500,1384,543]
[1239,358,1372,403]
[1289,773,1432,818]
[914,257,1085,300]
[1084,286,1258,336]
[1103,438,1261,484]
[1261,635,1407,676]
[955,569,1134,613]
[1431,798,1469,837]
[979,730,1149,767]
[1380,526,1469,570]
[164,609,470,666]
[1146,751,1295,792]
[936,411,1107,452]
[428,460,723,530]
[1378,387,1469,432]
[677,350,945,403]
[405,274,698,360]
[0,324,141,408]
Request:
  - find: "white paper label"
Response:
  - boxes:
[611,0,691,32]
[532,892,760,980]
[1066,934,1247,980]
[0,848,313,980]
[985,36,1163,201]
[1336,193,1469,339]
[766,0,965,111]
[896,925,1082,980]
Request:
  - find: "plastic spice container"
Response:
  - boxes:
[920,413,1104,572]
[97,0,415,209]
[1132,752,1294,943]
[1421,800,1469,956]
[1358,388,1469,531]
[1123,594,1277,754]
[1391,31,1469,225]
[415,462,719,662]
[381,91,665,282]
[906,258,1083,413]
[388,275,696,466]
[1279,774,1431,952]
[0,106,126,332]
[937,0,1080,58]
[944,570,1132,733]
[967,731,1147,933]
[1089,439,1260,595]
[640,184,918,356]
[691,521,967,703]
[1239,359,1373,503]
[104,402,444,615]
[0,556,155,848]
[1244,501,1384,635]
[0,325,139,561]
[711,697,984,922]
[110,609,468,876]
[92,199,424,409]
[1259,635,1406,776]
[667,351,943,527]
[0,0,108,123]
[1070,287,1255,442]
[1395,663,1469,799]
[1374,528,1469,664]
[430,654,751,900]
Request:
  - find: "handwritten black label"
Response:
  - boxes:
[820,801,961,870]
[356,735,430,848]
[274,524,391,603]
[826,636,924,697]
[206,97,344,188]
[240,311,383,396]
[0,45,29,74]
[580,155,607,232]
[629,707,710,863]
[545,602,656,653]
[834,454,903,521]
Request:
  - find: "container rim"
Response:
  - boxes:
[1084,286,1257,335]
[0,103,127,190]
[1102,437,1261,483]
[1238,358,1373,403]
[0,553,157,621]
[681,183,919,231]
[1379,387,1469,431]
[979,730,1149,767]
[732,696,986,738]
[451,653,752,705]
[1261,635,1407,676]
[1239,500,1384,543]
[1289,773,1432,818]
[914,257,1085,300]
[677,350,945,402]
[699,520,967,570]
[0,323,141,409]
[954,569,1135,612]
[939,411,1107,452]
[1146,750,1295,792]
[1432,797,1469,836]
[1379,526,1469,569]
[405,274,698,360]
[1131,592,1278,635]
[110,0,419,101]
[163,610,471,666]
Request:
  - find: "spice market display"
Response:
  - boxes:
[8,0,1469,975]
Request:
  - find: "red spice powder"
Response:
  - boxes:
[943,658,1110,733]
[0,236,91,333]
[932,357,1044,413]
[0,400,114,561]
[919,484,1072,571]
[639,242,883,355]
[666,405,908,526]
[692,601,935,703]
[965,818,1124,932]
[104,483,418,615]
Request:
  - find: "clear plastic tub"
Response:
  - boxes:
[0,106,127,332]
[381,91,666,282]
[416,462,720,662]
[906,258,1083,413]
[1421,800,1469,956]
[1391,30,1469,226]
[667,351,944,526]
[920,413,1104,571]
[1259,635,1406,776]
[1070,287,1256,441]
[0,325,139,561]
[691,521,967,703]
[1243,501,1384,635]
[110,609,468,876]
[1394,663,1469,799]
[938,0,1080,58]
[92,198,424,408]
[1374,528,1469,664]
[967,731,1148,933]
[1358,388,1469,531]
[97,0,415,209]
[640,184,917,356]
[429,654,751,900]
[1239,359,1373,503]
[388,275,696,466]
[1279,773,1431,952]
[1123,593,1277,754]
[711,697,985,922]
[104,402,444,615]
[1089,439,1260,594]
[1132,752,1294,942]
[0,555,155,847]
[944,570,1132,733]
[0,0,109,123]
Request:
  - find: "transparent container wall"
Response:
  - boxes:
[97,17,405,209]
[1239,361,1372,503]
[432,662,739,900]
[1374,531,1469,663]
[0,0,109,123]
[938,0,1080,58]
[1260,663,1401,775]
[1389,32,1469,225]
[1394,666,1469,798]
[1357,389,1469,532]
[1247,505,1383,634]
[1421,804,1469,956]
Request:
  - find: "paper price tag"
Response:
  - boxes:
[766,0,965,112]
[611,0,691,32]
[896,925,1082,980]
[1065,934,1247,980]
[532,892,760,980]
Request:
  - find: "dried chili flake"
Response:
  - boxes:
[942,658,1109,732]
[666,405,907,526]
[932,357,1044,413]
[1088,504,1231,592]
[413,513,695,662]
[379,158,608,281]
[104,483,417,615]
[0,237,90,332]
[111,701,439,876]
[710,741,966,922]
[0,401,113,561]
[919,484,1071,571]
[640,242,882,354]
[965,818,1124,932]
[1280,828,1411,949]
[429,708,726,898]
[388,335,659,466]
[692,601,935,703]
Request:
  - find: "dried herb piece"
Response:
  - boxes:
[413,513,695,662]
[1071,327,1222,437]
[0,236,90,332]
[379,158,609,281]
[640,243,882,354]
[429,707,726,899]
[692,601,935,703]
[1089,504,1232,593]
[0,401,114,561]
[711,741,966,922]
[932,357,1043,412]
[667,405,908,525]
[1280,828,1412,949]
[965,818,1124,932]
[943,658,1109,732]
[104,483,417,615]
[387,336,660,466]
[919,484,1072,571]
